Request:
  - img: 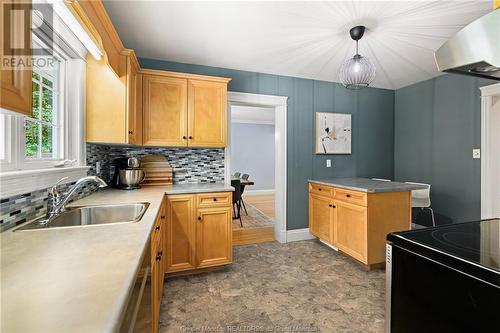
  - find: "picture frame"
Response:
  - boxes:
[315,112,352,154]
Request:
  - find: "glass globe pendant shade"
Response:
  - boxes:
[339,53,376,89]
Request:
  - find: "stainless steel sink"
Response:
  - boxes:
[16,203,150,231]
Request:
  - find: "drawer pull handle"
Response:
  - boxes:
[161,215,165,220]
[198,216,202,221]
[213,198,217,202]
[318,188,322,191]
[155,226,160,231]
[346,194,351,198]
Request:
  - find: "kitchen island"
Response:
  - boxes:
[0,183,233,333]
[308,178,426,269]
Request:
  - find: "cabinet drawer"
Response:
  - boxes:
[334,188,367,206]
[197,192,232,207]
[309,183,334,197]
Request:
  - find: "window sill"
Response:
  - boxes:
[0,166,90,198]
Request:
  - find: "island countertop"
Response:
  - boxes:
[0,182,233,333]
[309,178,427,193]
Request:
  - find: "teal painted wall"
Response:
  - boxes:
[394,74,495,225]
[139,58,395,230]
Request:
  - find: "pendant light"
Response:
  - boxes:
[339,26,376,89]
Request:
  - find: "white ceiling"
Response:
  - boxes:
[103,1,493,90]
[231,105,275,125]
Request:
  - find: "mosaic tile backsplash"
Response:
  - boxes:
[86,143,225,184]
[0,182,97,232]
[1,144,225,232]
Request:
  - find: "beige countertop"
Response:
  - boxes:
[0,182,233,333]
[309,178,427,193]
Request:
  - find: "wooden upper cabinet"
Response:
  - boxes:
[124,50,142,145]
[187,79,227,147]
[196,207,232,268]
[0,1,32,116]
[143,75,188,147]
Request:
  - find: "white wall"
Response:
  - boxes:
[230,122,275,191]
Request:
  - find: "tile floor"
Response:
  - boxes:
[159,240,385,333]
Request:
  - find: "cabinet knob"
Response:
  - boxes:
[128,130,133,135]
[346,194,351,198]
[189,136,193,139]
[329,204,333,207]
[213,198,217,202]
[332,205,336,208]
[155,225,160,231]
[318,188,322,191]
[182,136,187,139]
[198,216,202,221]
[161,215,165,220]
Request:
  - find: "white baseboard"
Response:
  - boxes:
[244,189,275,196]
[286,228,315,242]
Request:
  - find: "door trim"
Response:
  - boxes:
[480,83,500,219]
[226,92,288,243]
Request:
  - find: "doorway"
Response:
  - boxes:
[226,92,288,244]
[481,83,500,219]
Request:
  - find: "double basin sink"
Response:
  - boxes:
[17,203,150,231]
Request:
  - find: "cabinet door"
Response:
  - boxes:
[309,193,333,243]
[150,237,160,333]
[187,79,227,147]
[126,56,142,145]
[334,201,368,263]
[165,195,196,272]
[196,207,232,268]
[143,75,187,147]
[0,1,32,115]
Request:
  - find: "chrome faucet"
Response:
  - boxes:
[49,176,107,216]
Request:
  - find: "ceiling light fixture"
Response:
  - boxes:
[339,26,376,89]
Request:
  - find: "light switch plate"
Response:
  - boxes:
[472,149,481,159]
[326,159,332,168]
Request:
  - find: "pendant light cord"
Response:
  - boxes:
[356,40,359,56]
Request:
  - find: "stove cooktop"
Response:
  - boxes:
[388,219,500,273]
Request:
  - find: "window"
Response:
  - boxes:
[0,37,66,171]
[25,56,63,161]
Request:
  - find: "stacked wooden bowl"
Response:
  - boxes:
[140,155,173,186]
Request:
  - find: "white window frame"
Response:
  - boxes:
[0,1,97,198]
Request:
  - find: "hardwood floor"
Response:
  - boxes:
[232,193,276,245]
[242,194,275,219]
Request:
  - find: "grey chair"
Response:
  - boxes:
[233,172,241,178]
[239,174,250,215]
[405,182,436,227]
[231,179,243,227]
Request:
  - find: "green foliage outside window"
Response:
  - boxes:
[26,71,54,158]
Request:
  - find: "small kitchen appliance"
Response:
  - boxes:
[112,157,145,190]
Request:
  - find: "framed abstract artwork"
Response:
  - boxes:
[315,112,352,154]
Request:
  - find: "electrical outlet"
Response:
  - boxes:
[326,159,332,168]
[96,161,101,174]
[472,149,481,159]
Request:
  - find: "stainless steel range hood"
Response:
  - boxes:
[434,9,500,81]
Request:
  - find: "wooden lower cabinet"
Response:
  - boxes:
[151,197,166,333]
[334,201,368,263]
[309,193,334,243]
[165,192,233,274]
[196,207,232,268]
[165,194,196,272]
[308,183,411,268]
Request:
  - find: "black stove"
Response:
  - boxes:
[386,219,500,333]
